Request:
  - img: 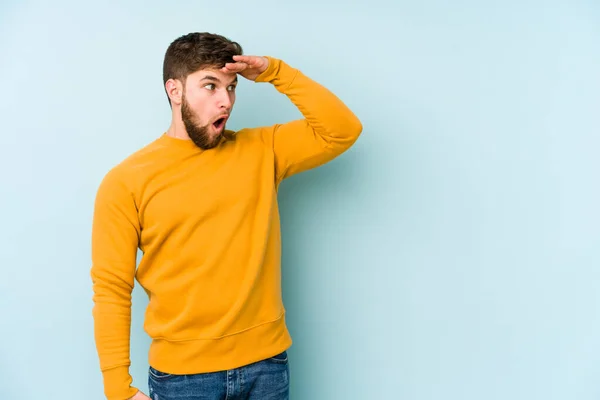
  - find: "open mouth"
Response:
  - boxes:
[212,116,227,130]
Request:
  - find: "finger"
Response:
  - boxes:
[232,55,263,67]
[221,62,248,72]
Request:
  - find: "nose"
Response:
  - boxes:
[217,88,233,110]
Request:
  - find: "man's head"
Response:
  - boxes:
[163,32,243,149]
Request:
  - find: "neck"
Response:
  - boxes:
[166,108,191,140]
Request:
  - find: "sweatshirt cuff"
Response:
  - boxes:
[254,56,297,87]
[102,365,139,400]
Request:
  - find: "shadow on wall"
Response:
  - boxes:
[276,140,368,397]
[0,363,26,399]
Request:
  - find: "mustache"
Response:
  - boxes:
[181,103,235,148]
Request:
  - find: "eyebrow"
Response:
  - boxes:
[200,75,238,85]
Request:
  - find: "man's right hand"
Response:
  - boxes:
[129,390,151,400]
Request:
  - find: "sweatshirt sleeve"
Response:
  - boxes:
[255,56,363,184]
[90,167,141,400]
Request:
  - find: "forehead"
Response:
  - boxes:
[186,68,237,84]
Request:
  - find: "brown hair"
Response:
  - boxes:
[162,32,243,105]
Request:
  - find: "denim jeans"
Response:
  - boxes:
[147,351,290,400]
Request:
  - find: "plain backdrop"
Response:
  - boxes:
[1,0,599,399]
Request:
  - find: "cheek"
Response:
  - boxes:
[186,92,212,122]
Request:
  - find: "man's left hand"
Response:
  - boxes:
[221,55,269,81]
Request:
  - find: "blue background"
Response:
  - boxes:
[1,0,599,399]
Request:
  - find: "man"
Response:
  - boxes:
[91,32,362,400]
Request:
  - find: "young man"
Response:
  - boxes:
[90,32,362,400]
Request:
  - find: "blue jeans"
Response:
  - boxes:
[147,351,290,400]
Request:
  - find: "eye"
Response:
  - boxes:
[227,84,237,92]
[204,83,216,90]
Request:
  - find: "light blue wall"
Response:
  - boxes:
[1,0,599,399]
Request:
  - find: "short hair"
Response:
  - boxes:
[162,32,243,104]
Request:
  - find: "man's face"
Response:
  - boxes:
[180,68,238,149]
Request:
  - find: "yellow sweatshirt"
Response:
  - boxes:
[90,56,362,400]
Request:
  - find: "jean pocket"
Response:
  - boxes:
[268,350,288,364]
[149,366,175,380]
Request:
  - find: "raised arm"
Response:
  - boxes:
[90,168,141,400]
[223,55,363,183]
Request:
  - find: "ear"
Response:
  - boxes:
[165,78,183,105]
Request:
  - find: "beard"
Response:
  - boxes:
[181,95,226,150]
